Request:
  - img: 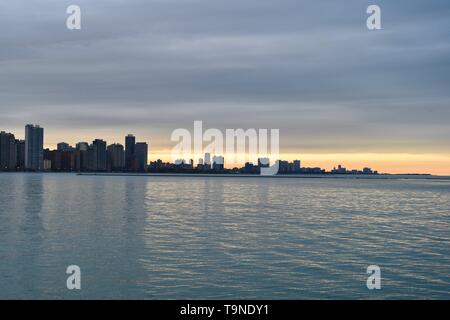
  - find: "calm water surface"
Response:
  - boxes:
[0,173,449,299]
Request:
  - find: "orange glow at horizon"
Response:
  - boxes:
[123,150,450,176]
[40,132,450,176]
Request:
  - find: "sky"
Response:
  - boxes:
[1,0,449,174]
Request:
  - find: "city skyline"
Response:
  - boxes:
[1,1,449,175]
[1,124,449,175]
[0,124,443,176]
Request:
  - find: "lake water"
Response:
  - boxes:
[0,173,449,299]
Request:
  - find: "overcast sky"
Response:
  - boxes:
[1,0,449,171]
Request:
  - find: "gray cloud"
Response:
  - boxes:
[0,0,449,153]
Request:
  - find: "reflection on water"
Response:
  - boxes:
[19,175,44,295]
[0,173,449,299]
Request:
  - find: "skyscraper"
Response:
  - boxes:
[86,145,96,171]
[107,143,125,171]
[92,139,107,171]
[44,148,57,171]
[75,142,89,171]
[15,139,25,170]
[87,140,107,172]
[25,124,44,171]
[134,142,148,172]
[293,160,301,173]
[53,142,75,171]
[125,134,136,171]
[0,131,17,171]
[60,149,76,171]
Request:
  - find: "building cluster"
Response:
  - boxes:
[330,164,377,175]
[148,154,228,173]
[0,125,148,172]
[1,124,378,175]
[43,135,148,172]
[0,125,42,171]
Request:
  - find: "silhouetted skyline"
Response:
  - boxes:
[1,124,386,175]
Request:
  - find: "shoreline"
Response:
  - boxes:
[1,172,449,179]
[73,172,449,180]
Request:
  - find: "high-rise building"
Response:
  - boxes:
[52,142,75,171]
[134,142,148,172]
[277,160,289,174]
[0,131,17,170]
[92,139,107,171]
[15,139,25,170]
[25,124,44,171]
[86,145,96,171]
[125,134,136,171]
[293,160,301,173]
[87,140,107,172]
[107,143,125,171]
[60,149,75,171]
[44,148,58,171]
[75,142,89,171]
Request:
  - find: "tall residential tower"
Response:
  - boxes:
[0,131,17,171]
[25,124,44,171]
[125,134,136,171]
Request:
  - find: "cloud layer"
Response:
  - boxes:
[1,0,449,157]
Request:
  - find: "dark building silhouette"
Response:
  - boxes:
[125,134,136,171]
[107,143,125,171]
[331,165,347,174]
[293,160,301,173]
[301,167,325,174]
[15,139,25,170]
[244,162,255,174]
[92,139,107,171]
[277,160,290,174]
[86,140,107,172]
[0,131,17,171]
[86,145,95,171]
[60,149,75,171]
[1,124,382,175]
[75,142,89,171]
[25,124,44,171]
[134,142,148,172]
[55,143,75,171]
[44,144,76,172]
[363,167,374,174]
[44,149,57,171]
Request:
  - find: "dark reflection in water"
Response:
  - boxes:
[0,173,449,299]
[18,174,44,295]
